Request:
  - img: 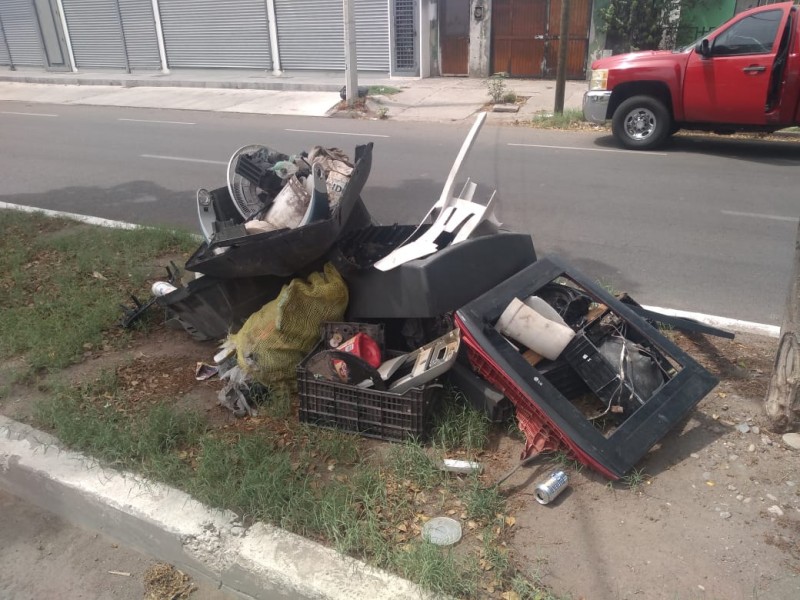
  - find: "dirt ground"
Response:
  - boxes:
[1,325,798,600]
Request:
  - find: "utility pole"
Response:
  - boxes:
[343,0,358,107]
[554,0,571,114]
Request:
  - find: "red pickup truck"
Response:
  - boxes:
[583,2,800,149]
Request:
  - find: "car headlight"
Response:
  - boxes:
[589,69,609,91]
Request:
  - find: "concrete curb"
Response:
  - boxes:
[0,416,431,600]
[0,74,342,93]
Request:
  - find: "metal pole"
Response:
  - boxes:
[151,0,169,73]
[55,0,78,71]
[343,0,358,107]
[0,12,15,71]
[265,0,281,74]
[112,0,131,73]
[554,0,570,114]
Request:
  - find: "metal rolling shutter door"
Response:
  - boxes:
[119,0,160,70]
[355,0,389,71]
[0,22,9,66]
[0,1,44,67]
[275,0,344,70]
[275,0,389,71]
[62,0,127,69]
[158,0,270,69]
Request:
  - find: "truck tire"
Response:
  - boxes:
[611,95,672,150]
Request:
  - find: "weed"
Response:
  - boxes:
[462,475,506,522]
[376,106,389,119]
[503,91,518,104]
[299,425,361,465]
[507,418,526,441]
[368,85,401,96]
[487,74,509,103]
[433,386,490,454]
[511,574,561,600]
[391,540,480,598]
[548,450,583,473]
[387,439,442,489]
[260,382,294,419]
[315,467,394,564]
[481,527,512,578]
[34,377,204,483]
[530,109,587,129]
[621,467,648,492]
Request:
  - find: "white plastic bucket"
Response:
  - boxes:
[495,297,575,360]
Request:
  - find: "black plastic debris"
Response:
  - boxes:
[156,274,289,342]
[331,226,537,319]
[455,256,719,479]
[186,143,374,278]
[445,356,514,423]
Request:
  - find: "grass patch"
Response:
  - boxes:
[621,467,648,492]
[0,211,196,373]
[433,386,490,454]
[461,475,506,522]
[548,450,583,474]
[32,373,556,599]
[368,85,401,96]
[34,373,204,482]
[529,109,588,129]
[387,439,443,489]
[392,540,480,598]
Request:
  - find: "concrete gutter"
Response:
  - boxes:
[0,416,431,600]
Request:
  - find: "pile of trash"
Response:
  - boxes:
[131,112,727,480]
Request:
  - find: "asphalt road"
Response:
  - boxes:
[0,102,797,324]
[0,488,233,600]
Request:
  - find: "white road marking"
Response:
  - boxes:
[1,111,58,117]
[140,154,227,165]
[721,210,797,223]
[119,118,196,125]
[285,128,390,138]
[642,304,780,338]
[508,142,668,156]
[0,201,138,230]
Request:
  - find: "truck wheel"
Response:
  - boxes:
[611,95,672,150]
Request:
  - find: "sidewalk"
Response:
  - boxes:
[0,67,586,121]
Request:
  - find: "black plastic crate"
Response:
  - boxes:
[297,343,441,442]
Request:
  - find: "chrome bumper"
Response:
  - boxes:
[582,91,612,124]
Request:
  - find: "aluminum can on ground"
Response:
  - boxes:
[534,470,569,505]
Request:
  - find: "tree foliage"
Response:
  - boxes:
[599,0,684,53]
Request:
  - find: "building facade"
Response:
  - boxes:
[0,0,601,79]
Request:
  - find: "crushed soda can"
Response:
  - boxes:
[534,470,569,505]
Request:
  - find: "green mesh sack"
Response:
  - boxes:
[230,263,348,386]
